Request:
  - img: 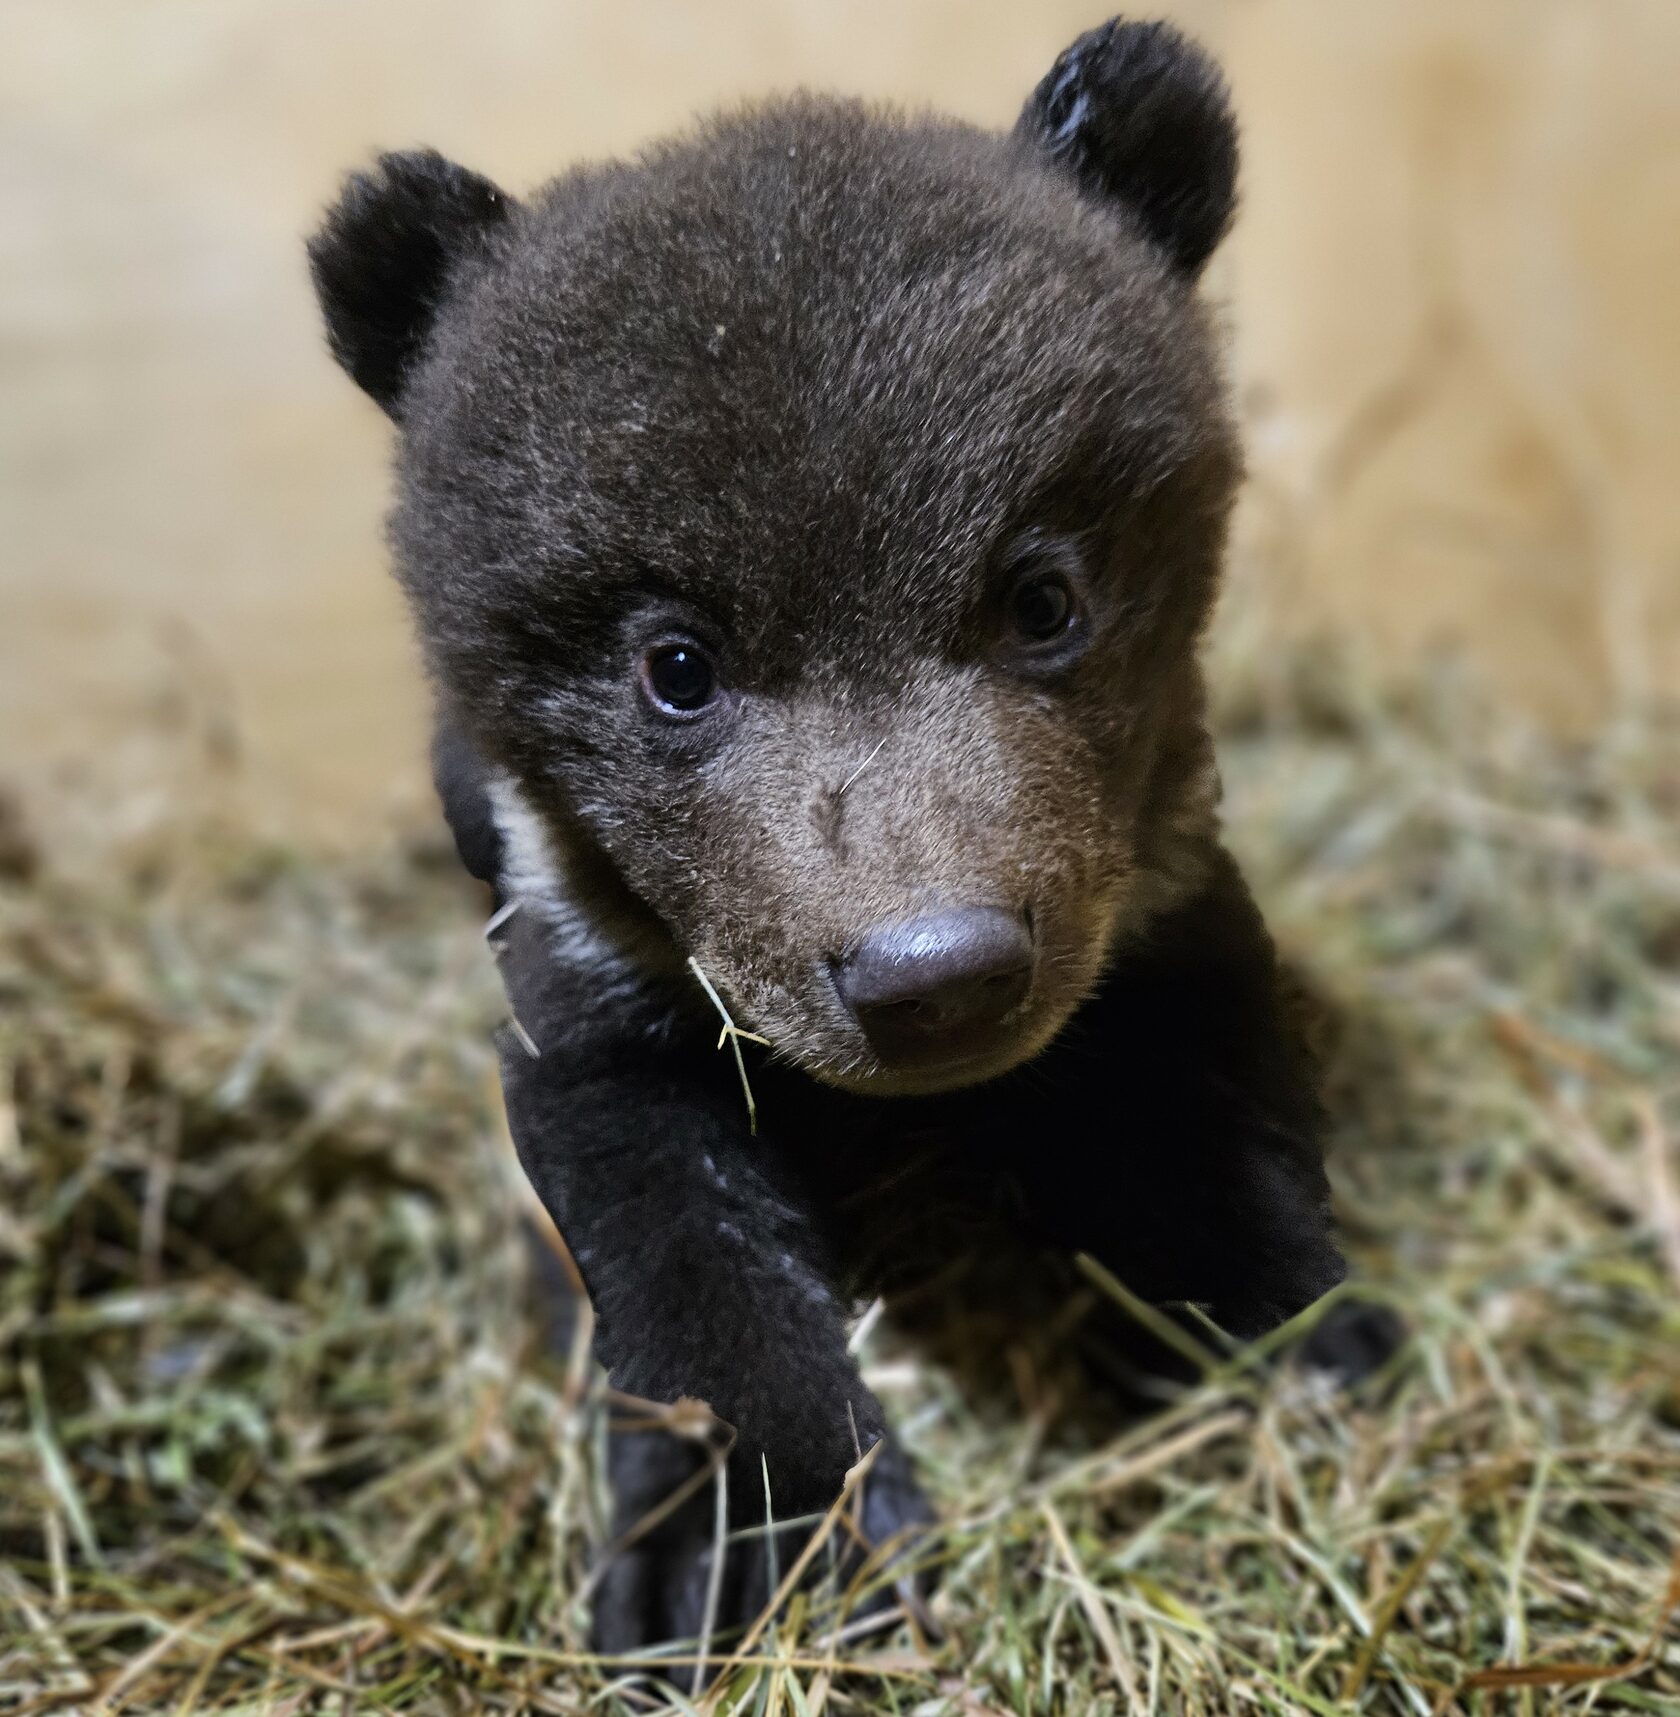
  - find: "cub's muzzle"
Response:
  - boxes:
[832,905,1034,1065]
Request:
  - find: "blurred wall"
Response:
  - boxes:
[3,0,1676,843]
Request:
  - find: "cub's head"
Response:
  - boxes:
[311,19,1242,1096]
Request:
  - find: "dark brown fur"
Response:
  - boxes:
[310,18,1381,1673]
[385,95,1238,1091]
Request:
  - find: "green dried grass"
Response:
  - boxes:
[2,644,1678,1714]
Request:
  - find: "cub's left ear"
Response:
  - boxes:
[308,149,516,418]
[1016,17,1237,279]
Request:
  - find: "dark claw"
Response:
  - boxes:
[1295,1297,1407,1389]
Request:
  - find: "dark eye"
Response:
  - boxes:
[1010,573,1076,642]
[640,642,717,716]
[995,532,1091,668]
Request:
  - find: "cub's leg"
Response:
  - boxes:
[1016,845,1351,1344]
[495,907,930,1659]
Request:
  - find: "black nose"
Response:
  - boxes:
[836,907,1034,1058]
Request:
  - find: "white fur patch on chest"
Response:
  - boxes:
[487,771,569,922]
[486,771,683,1021]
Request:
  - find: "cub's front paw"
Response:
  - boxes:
[1209,1229,1349,1342]
[856,1437,938,1569]
[1294,1295,1406,1387]
[590,1429,935,1680]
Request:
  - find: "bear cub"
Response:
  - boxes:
[311,16,1366,1660]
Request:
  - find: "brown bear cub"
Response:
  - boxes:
[311,16,1376,1661]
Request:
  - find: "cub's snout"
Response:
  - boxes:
[832,905,1035,1071]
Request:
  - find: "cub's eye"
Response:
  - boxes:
[1010,573,1076,642]
[994,532,1090,669]
[640,642,717,716]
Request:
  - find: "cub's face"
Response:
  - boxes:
[312,25,1243,1095]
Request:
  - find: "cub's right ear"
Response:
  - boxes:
[308,150,514,418]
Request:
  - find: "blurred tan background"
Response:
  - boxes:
[4,0,1677,847]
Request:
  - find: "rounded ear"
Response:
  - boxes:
[308,150,514,418]
[1015,18,1237,279]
